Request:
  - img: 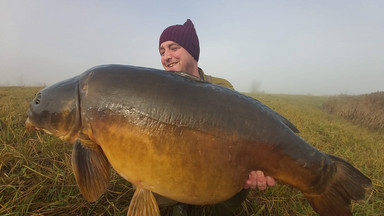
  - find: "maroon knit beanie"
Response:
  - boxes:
[159,19,200,62]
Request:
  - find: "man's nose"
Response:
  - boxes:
[163,51,172,61]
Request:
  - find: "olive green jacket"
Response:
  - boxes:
[198,68,234,90]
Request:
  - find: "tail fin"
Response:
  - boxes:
[304,154,371,216]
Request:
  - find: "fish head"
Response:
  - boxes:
[26,76,81,143]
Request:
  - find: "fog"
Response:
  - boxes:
[1,0,383,95]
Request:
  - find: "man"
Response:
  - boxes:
[158,19,276,215]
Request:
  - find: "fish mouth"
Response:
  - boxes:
[25,117,78,142]
[25,118,53,135]
[25,118,38,132]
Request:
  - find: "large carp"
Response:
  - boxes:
[25,64,371,216]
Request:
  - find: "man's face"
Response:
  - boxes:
[159,41,197,75]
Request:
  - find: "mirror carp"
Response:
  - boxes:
[25,64,371,216]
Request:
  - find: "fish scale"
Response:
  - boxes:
[26,64,371,216]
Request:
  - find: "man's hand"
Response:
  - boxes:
[244,170,276,190]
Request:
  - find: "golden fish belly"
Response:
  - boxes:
[88,119,249,205]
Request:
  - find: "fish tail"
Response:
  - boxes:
[304,154,371,216]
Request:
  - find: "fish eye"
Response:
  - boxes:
[34,93,41,105]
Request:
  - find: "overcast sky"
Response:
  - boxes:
[1,0,383,95]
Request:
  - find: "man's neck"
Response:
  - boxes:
[188,64,200,78]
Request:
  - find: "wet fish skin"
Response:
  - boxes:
[26,64,371,216]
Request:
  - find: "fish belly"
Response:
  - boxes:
[89,119,250,205]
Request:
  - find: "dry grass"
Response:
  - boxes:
[0,87,382,215]
[323,92,384,131]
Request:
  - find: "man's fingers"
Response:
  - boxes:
[250,171,257,188]
[244,171,276,190]
[249,171,257,180]
[256,171,267,190]
[266,176,276,186]
[244,179,252,189]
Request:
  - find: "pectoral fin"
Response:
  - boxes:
[127,187,160,216]
[72,139,110,202]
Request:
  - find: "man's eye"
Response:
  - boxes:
[170,46,179,51]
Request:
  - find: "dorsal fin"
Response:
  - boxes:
[276,112,300,133]
[127,187,160,216]
[72,139,110,202]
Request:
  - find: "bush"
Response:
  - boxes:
[323,92,384,131]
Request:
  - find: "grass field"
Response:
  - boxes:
[323,92,384,131]
[1,87,382,215]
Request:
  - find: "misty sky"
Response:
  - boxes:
[1,0,383,95]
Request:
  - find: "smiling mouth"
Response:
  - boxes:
[167,62,178,68]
